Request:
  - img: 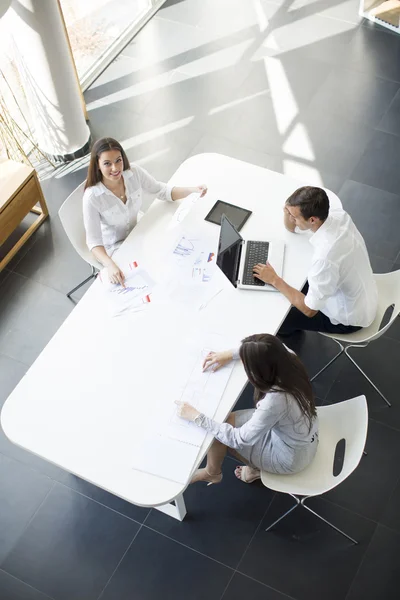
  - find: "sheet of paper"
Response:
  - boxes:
[99,262,156,316]
[162,233,222,310]
[131,434,201,485]
[130,332,236,485]
[165,345,235,447]
[169,192,201,228]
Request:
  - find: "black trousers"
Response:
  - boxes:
[278,282,362,337]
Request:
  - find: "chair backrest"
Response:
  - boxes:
[261,395,368,497]
[58,182,102,270]
[367,270,400,343]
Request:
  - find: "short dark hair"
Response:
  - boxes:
[286,186,329,221]
[85,138,130,190]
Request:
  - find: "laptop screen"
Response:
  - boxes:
[216,214,243,287]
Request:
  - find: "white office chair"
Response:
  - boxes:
[311,270,400,407]
[261,395,368,544]
[59,182,144,298]
[59,182,102,298]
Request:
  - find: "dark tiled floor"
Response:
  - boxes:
[1,1,400,599]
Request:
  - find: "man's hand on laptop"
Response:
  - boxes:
[253,262,278,287]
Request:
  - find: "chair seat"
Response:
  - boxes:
[261,396,368,497]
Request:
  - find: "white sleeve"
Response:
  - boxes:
[201,395,285,451]
[304,258,339,311]
[83,191,103,251]
[133,163,173,202]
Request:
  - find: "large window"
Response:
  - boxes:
[59,0,162,89]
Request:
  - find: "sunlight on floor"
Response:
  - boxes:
[122,116,194,149]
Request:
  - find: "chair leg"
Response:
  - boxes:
[264,495,358,544]
[311,339,344,382]
[265,496,300,532]
[344,346,391,408]
[301,500,358,544]
[66,266,97,298]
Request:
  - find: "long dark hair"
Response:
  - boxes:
[84,138,130,189]
[239,334,316,428]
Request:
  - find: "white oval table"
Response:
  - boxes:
[1,154,341,520]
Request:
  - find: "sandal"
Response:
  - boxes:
[191,468,223,486]
[234,465,261,484]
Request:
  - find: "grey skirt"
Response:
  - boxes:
[232,409,318,474]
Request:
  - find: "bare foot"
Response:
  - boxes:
[234,465,261,483]
[191,468,223,485]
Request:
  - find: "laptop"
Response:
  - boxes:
[216,214,285,291]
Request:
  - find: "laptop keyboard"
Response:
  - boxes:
[242,241,269,286]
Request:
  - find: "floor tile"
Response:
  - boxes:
[351,130,400,196]
[59,475,151,524]
[122,14,226,66]
[308,66,399,128]
[0,454,53,564]
[85,56,174,114]
[100,526,232,600]
[145,456,273,568]
[0,276,74,365]
[281,330,346,400]
[2,484,139,600]
[222,572,289,600]
[324,336,400,431]
[251,12,357,67]
[157,0,210,28]
[0,213,45,272]
[377,88,400,136]
[266,0,363,26]
[196,0,281,44]
[229,97,374,181]
[323,419,400,521]
[0,428,74,484]
[368,252,395,274]
[380,477,400,534]
[238,494,377,600]
[384,310,400,343]
[13,216,96,298]
[0,354,27,410]
[337,180,400,262]
[0,570,54,600]
[345,25,400,84]
[187,133,282,171]
[346,525,400,600]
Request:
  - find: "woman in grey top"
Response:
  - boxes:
[176,334,318,485]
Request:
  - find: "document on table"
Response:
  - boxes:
[162,232,222,310]
[169,192,201,228]
[131,335,235,485]
[166,346,235,447]
[130,435,201,485]
[99,261,156,316]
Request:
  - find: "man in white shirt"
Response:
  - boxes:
[253,186,378,336]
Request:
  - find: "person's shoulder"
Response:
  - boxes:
[258,389,287,409]
[83,182,103,204]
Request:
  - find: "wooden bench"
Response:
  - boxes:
[0,160,49,271]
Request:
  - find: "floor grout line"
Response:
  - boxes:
[234,492,276,573]
[0,568,55,600]
[0,479,55,567]
[55,479,148,526]
[142,522,236,571]
[96,523,144,600]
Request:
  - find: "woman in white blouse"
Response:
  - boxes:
[176,334,318,485]
[83,137,207,285]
